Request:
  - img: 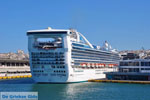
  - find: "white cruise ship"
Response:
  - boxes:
[27,27,120,83]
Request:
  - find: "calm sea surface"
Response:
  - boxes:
[0,78,150,100]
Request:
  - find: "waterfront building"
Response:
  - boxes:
[0,59,31,77]
[106,59,150,81]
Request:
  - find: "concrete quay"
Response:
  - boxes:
[0,75,32,80]
[88,79,150,84]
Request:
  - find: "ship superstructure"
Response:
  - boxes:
[27,27,119,83]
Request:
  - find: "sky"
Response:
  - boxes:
[0,0,150,53]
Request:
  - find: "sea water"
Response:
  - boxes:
[0,78,150,100]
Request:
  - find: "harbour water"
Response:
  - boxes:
[0,78,150,100]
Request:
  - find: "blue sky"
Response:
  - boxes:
[0,0,150,53]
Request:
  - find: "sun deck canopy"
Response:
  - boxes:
[27,31,68,35]
[27,28,69,35]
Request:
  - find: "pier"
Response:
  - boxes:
[0,75,32,80]
[88,79,150,84]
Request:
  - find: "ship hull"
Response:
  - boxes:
[32,68,114,83]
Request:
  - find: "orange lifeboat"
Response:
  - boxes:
[80,63,87,67]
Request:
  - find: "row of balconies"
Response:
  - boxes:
[32,61,65,65]
[31,58,64,61]
[31,52,64,55]
[31,55,64,58]
[51,65,65,69]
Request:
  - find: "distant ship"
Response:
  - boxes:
[27,27,119,83]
